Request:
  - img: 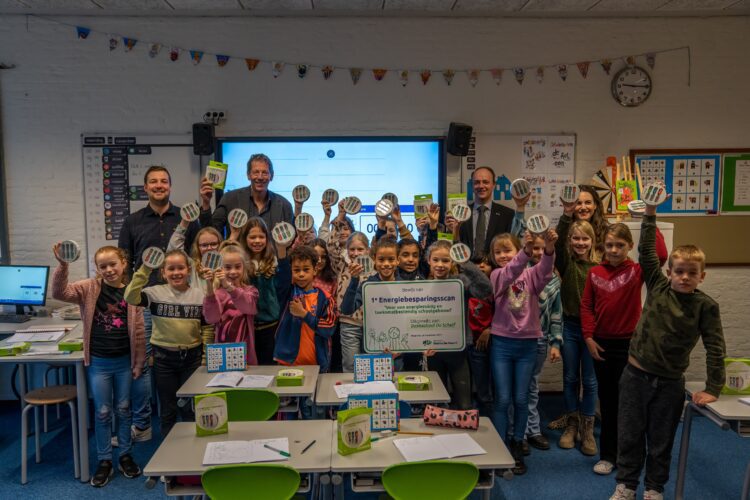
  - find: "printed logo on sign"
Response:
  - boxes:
[322,188,339,205]
[228,208,248,229]
[272,222,295,245]
[293,185,310,203]
[60,240,81,263]
[202,251,223,271]
[382,192,398,205]
[375,199,394,217]
[180,202,200,222]
[511,178,531,198]
[142,247,165,269]
[343,197,362,215]
[295,213,314,232]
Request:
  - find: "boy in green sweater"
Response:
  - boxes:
[610,197,726,500]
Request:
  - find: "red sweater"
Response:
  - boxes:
[580,259,643,340]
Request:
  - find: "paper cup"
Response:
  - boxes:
[271,222,296,246]
[382,192,398,206]
[142,247,165,269]
[560,183,579,204]
[292,185,310,203]
[58,240,81,263]
[451,204,472,222]
[342,196,362,215]
[642,183,668,206]
[228,208,248,229]
[180,201,201,222]
[322,188,339,206]
[356,255,374,274]
[450,243,471,264]
[526,214,550,234]
[375,198,394,217]
[295,212,314,232]
[511,178,531,199]
[627,200,646,217]
[201,250,223,271]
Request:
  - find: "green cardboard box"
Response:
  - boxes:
[276,368,304,387]
[337,407,372,456]
[397,374,430,391]
[0,342,31,356]
[195,392,229,436]
[723,358,750,395]
[58,340,83,352]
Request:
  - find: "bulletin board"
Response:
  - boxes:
[81,134,203,276]
[721,154,750,214]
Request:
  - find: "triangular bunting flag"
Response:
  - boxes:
[170,47,179,62]
[442,70,455,85]
[420,70,431,85]
[536,66,544,84]
[601,59,612,75]
[626,56,636,66]
[76,27,90,39]
[148,43,161,58]
[350,68,362,85]
[245,59,259,71]
[468,69,479,87]
[399,70,409,87]
[490,68,503,86]
[109,37,118,51]
[297,64,308,78]
[558,64,568,81]
[321,65,333,80]
[272,62,284,78]
[646,53,656,69]
[190,50,203,65]
[577,61,590,79]
[373,69,387,81]
[216,55,230,67]
[514,67,525,85]
[123,37,137,51]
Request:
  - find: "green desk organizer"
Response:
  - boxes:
[276,368,304,387]
[397,375,430,391]
[58,340,83,352]
[0,342,31,356]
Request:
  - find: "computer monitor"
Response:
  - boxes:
[0,265,50,311]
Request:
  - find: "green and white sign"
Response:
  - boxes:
[362,280,465,353]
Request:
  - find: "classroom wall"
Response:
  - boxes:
[1,13,749,392]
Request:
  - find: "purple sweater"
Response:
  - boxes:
[203,285,260,365]
[490,249,554,340]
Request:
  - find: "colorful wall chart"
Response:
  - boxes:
[721,154,750,214]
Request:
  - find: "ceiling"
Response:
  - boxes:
[0,0,748,17]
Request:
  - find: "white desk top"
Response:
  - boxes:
[314,371,450,406]
[143,420,335,476]
[330,417,514,472]
[0,318,83,364]
[176,365,320,398]
[686,381,750,421]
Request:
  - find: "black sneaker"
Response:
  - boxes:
[510,440,527,476]
[118,454,142,479]
[91,460,114,487]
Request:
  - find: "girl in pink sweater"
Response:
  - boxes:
[202,242,260,364]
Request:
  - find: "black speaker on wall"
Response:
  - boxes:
[192,123,215,155]
[446,122,473,156]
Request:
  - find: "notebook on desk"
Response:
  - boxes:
[393,433,486,462]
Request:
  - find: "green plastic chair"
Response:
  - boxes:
[213,389,280,421]
[202,463,300,500]
[382,460,479,500]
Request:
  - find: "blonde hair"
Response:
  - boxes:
[488,233,521,268]
[239,217,277,278]
[669,245,706,271]
[190,226,223,274]
[94,246,130,284]
[346,231,370,251]
[569,220,599,262]
[425,240,458,278]
[218,241,251,286]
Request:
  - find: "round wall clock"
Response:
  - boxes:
[611,66,652,107]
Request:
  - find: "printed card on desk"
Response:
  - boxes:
[337,407,372,455]
[195,392,228,437]
[206,342,247,372]
[354,353,394,383]
[348,392,399,432]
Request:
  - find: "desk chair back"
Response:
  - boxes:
[382,460,479,500]
[202,464,300,500]
[216,389,279,421]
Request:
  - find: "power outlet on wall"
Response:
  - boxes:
[203,110,226,126]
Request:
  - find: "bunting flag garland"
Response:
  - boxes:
[442,70,455,85]
[600,59,612,75]
[109,37,118,51]
[170,47,179,62]
[190,50,203,65]
[216,54,230,67]
[514,68,525,85]
[245,58,259,71]
[350,68,362,85]
[297,64,308,78]
[626,56,636,66]
[536,66,544,84]
[321,65,333,80]
[399,70,409,87]
[468,69,479,87]
[373,69,387,81]
[148,43,161,58]
[490,68,503,86]
[577,61,590,79]
[123,37,137,51]
[646,53,656,69]
[76,27,90,39]
[558,64,568,81]
[420,70,431,85]
[272,62,284,78]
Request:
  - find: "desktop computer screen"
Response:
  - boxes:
[0,265,50,307]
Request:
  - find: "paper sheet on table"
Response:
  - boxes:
[393,433,486,462]
[7,331,65,343]
[203,438,289,465]
[206,372,244,387]
[237,375,274,388]
[333,381,398,399]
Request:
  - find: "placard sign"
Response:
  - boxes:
[362,280,465,353]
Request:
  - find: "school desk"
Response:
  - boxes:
[314,371,450,406]
[176,364,320,399]
[675,381,750,500]
[143,420,334,499]
[0,318,90,483]
[329,416,514,500]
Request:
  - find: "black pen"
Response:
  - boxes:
[301,440,316,454]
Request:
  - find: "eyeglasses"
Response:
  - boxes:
[199,241,220,250]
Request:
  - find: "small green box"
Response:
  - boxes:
[195,392,229,436]
[397,375,430,391]
[276,368,304,387]
[723,358,750,395]
[337,407,372,456]
[0,342,31,356]
[59,340,83,352]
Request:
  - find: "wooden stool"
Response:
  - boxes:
[21,385,80,484]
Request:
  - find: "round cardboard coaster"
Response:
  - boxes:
[356,255,374,274]
[201,250,223,271]
[511,178,531,199]
[526,214,550,234]
[375,198,394,217]
[451,204,472,222]
[342,196,362,215]
[450,243,471,264]
[627,200,646,217]
[295,212,314,232]
[228,208,249,229]
[271,222,296,246]
[142,247,165,269]
[322,188,339,206]
[180,201,201,222]
[642,183,668,206]
[382,192,398,206]
[292,185,311,203]
[58,240,81,263]
[560,183,579,204]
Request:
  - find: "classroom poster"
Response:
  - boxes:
[720,155,750,214]
[361,280,465,353]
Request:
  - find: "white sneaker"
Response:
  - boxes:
[131,425,152,442]
[593,460,615,475]
[643,490,663,500]
[609,483,636,500]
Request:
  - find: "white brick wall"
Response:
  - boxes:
[1,14,748,390]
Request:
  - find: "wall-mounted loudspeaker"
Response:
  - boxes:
[192,123,215,156]
[446,122,473,156]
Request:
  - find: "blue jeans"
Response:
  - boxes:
[490,336,537,442]
[131,310,152,430]
[561,318,597,416]
[525,339,548,437]
[87,355,133,461]
[467,343,493,417]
